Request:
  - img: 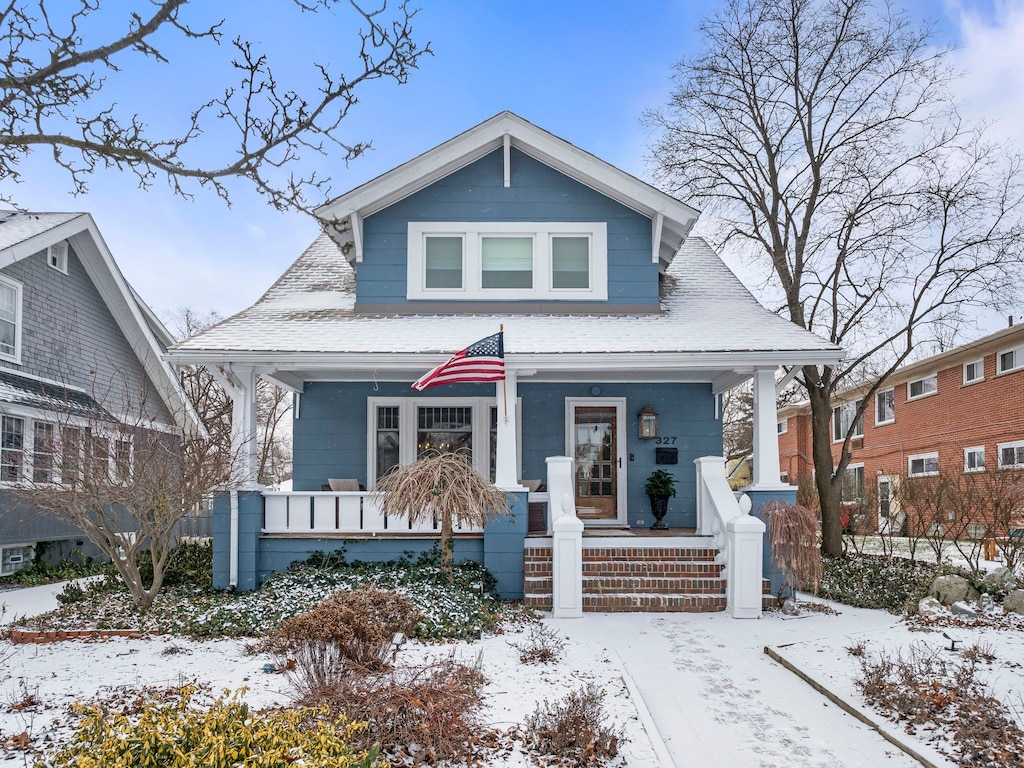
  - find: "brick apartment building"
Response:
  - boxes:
[777,322,1024,535]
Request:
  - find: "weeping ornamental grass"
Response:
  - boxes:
[374,451,510,580]
[762,500,823,602]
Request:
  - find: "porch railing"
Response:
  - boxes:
[694,456,765,619]
[261,491,484,535]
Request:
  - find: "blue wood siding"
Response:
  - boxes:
[358,148,657,305]
[293,381,723,529]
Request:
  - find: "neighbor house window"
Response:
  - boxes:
[832,401,863,441]
[908,452,939,477]
[841,464,864,503]
[964,446,985,473]
[963,359,984,384]
[32,422,55,483]
[0,544,33,576]
[0,276,22,362]
[907,374,937,400]
[998,440,1024,469]
[0,415,24,482]
[777,419,788,434]
[408,222,607,301]
[875,389,894,425]
[998,345,1024,374]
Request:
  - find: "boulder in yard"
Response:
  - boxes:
[983,566,1019,592]
[928,575,979,606]
[950,601,978,619]
[1003,589,1024,616]
[918,596,945,617]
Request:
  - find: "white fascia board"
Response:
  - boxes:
[315,112,699,266]
[0,214,91,267]
[66,219,206,437]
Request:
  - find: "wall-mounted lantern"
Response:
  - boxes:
[639,406,658,439]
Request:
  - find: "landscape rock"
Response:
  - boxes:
[781,598,799,616]
[950,601,978,619]
[928,575,979,606]
[1004,589,1024,616]
[918,596,945,617]
[983,566,1019,592]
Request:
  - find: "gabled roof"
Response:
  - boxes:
[169,234,844,391]
[315,111,701,272]
[0,211,203,434]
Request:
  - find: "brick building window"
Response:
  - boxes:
[832,401,863,441]
[963,359,984,384]
[875,389,894,424]
[908,452,939,477]
[907,374,937,400]
[777,419,788,434]
[998,440,1024,469]
[964,446,985,473]
[998,345,1024,374]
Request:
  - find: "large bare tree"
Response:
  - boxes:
[0,0,428,214]
[647,0,1024,556]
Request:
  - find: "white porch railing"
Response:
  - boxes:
[261,491,484,534]
[694,456,765,618]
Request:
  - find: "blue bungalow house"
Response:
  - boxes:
[168,113,842,616]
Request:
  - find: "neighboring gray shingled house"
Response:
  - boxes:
[0,211,197,574]
[168,113,843,615]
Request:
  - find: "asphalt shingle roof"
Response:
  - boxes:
[0,211,81,252]
[174,235,839,357]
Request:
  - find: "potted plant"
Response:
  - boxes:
[644,469,677,529]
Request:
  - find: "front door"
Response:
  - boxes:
[877,476,894,534]
[566,398,626,524]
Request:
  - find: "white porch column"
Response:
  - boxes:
[494,370,523,490]
[228,365,260,488]
[750,367,784,489]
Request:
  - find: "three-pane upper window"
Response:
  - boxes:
[907,374,937,400]
[408,222,607,300]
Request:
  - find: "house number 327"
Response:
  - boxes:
[654,436,677,444]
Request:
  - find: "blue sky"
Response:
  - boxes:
[1,0,1019,328]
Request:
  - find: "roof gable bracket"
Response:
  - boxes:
[652,212,664,264]
[350,212,363,263]
[503,132,511,188]
[776,365,799,395]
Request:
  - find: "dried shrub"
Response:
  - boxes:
[856,642,1024,767]
[270,586,421,700]
[42,684,384,768]
[313,653,492,766]
[762,500,822,603]
[521,682,623,767]
[509,623,566,665]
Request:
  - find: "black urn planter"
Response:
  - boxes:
[648,494,671,529]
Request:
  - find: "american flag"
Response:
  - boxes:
[412,332,505,390]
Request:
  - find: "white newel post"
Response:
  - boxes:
[546,456,582,617]
[750,367,783,489]
[494,370,523,490]
[726,494,765,618]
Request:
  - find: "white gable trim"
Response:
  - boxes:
[316,112,699,270]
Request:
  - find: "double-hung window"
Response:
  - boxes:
[907,374,937,400]
[908,452,939,477]
[1,416,24,482]
[998,345,1024,374]
[408,222,607,301]
[32,422,55,483]
[998,440,1024,469]
[832,401,863,441]
[875,389,894,425]
[0,275,22,363]
[964,446,985,473]
[963,359,984,384]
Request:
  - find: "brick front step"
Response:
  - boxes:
[583,576,726,594]
[582,561,722,577]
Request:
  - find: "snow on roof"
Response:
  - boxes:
[173,235,841,359]
[0,211,82,252]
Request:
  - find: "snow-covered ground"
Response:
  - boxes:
[2,582,1021,767]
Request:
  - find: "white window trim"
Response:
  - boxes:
[47,242,69,274]
[407,221,608,301]
[366,396,520,489]
[777,419,788,434]
[997,344,1024,375]
[0,273,24,365]
[875,388,895,426]
[907,374,937,401]
[963,445,986,473]
[908,451,939,477]
[997,439,1024,470]
[963,358,984,385]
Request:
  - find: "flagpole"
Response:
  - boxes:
[500,323,508,423]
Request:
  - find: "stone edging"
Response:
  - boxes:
[9,629,146,644]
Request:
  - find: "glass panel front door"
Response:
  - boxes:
[572,405,618,520]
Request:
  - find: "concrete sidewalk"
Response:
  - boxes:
[548,609,923,768]
[0,579,97,626]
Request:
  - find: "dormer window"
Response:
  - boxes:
[408,222,607,301]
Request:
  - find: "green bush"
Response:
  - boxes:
[136,540,214,590]
[44,684,385,768]
[819,554,966,613]
[0,547,112,588]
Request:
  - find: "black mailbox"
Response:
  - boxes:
[655,447,678,465]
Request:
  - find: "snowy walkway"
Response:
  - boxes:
[550,609,923,768]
